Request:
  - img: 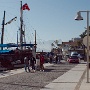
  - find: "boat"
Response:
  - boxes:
[0,1,36,70]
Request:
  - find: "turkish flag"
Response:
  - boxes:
[22,3,30,11]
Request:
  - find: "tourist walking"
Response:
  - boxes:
[50,55,53,63]
[40,54,44,71]
[30,55,36,72]
[24,56,30,72]
[55,55,58,64]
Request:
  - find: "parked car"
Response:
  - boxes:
[67,56,80,63]
[71,52,78,57]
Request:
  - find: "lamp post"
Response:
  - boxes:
[75,11,90,83]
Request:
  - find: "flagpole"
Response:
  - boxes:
[20,1,30,50]
[1,11,5,50]
[20,1,23,50]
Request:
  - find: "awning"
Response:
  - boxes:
[0,44,35,47]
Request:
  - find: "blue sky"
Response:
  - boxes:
[0,0,90,51]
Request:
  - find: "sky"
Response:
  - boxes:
[0,0,90,52]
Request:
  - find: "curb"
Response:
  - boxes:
[74,68,86,90]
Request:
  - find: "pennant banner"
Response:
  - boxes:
[5,17,17,25]
[22,3,30,11]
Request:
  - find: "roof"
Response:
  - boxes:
[62,41,78,46]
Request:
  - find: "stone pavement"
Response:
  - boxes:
[0,63,53,78]
[79,66,90,90]
[0,62,90,90]
[40,63,87,90]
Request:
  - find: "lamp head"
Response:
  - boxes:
[75,12,83,20]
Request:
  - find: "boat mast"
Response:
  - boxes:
[35,30,36,52]
[17,31,18,48]
[24,24,26,44]
[1,11,5,50]
[23,24,26,49]
[20,1,23,50]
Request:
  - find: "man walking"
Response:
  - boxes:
[30,55,36,72]
[24,56,30,72]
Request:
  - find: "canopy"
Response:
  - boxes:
[0,44,35,47]
[0,50,13,54]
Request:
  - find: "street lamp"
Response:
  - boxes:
[75,11,90,83]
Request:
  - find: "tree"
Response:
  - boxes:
[79,30,87,38]
[54,40,59,46]
[80,26,90,39]
[51,43,55,47]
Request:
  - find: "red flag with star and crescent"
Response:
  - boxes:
[22,3,30,11]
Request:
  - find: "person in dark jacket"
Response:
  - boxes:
[24,56,30,72]
[56,55,58,64]
[30,55,36,72]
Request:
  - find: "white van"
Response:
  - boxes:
[71,52,78,56]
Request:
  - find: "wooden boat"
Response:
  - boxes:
[0,1,36,70]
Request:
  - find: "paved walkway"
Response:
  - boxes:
[41,64,87,90]
[79,67,90,90]
[0,63,53,78]
[0,62,90,90]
